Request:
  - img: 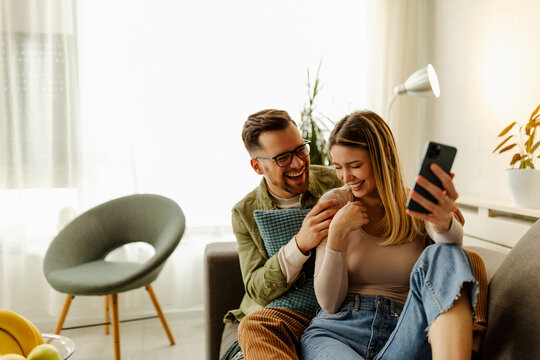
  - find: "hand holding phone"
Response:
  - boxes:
[406,142,457,214]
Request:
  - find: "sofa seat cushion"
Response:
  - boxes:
[463,246,507,281]
[219,322,240,358]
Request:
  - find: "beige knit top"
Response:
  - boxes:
[314,187,463,313]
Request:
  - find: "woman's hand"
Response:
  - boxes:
[406,163,459,234]
[327,200,369,251]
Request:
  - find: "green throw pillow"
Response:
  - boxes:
[253,208,319,318]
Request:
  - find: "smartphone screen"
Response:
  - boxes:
[406,142,457,214]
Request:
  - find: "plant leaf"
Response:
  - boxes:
[526,121,539,134]
[526,130,535,152]
[299,60,330,165]
[510,153,522,166]
[498,122,516,137]
[498,143,517,153]
[531,141,540,154]
[529,104,540,121]
[493,135,514,153]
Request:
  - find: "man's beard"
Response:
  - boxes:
[269,166,310,196]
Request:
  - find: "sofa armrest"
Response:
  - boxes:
[204,242,244,360]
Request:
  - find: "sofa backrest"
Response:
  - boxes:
[480,219,540,359]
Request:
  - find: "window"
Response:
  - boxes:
[0,32,78,188]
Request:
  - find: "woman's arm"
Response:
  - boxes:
[313,192,369,313]
[425,213,464,245]
[313,238,349,313]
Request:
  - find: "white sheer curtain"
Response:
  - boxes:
[0,0,83,325]
[1,0,374,328]
[369,0,432,185]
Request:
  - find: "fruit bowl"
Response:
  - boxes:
[41,334,75,360]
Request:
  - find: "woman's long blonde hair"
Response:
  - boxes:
[328,110,425,246]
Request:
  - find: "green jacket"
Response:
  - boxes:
[224,165,342,323]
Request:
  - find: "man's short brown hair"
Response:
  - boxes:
[242,109,296,155]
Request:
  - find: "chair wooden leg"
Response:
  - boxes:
[54,295,74,335]
[146,285,175,345]
[104,295,110,334]
[110,293,121,360]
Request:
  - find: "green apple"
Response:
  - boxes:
[0,355,26,360]
[26,344,61,360]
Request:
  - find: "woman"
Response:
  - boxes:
[300,110,479,360]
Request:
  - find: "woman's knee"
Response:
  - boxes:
[412,244,476,298]
[418,243,470,270]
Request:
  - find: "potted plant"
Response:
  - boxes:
[299,61,333,166]
[493,104,540,208]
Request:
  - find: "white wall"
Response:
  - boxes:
[425,0,540,202]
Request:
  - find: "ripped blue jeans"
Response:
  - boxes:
[300,244,479,360]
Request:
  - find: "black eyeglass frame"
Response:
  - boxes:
[255,140,311,167]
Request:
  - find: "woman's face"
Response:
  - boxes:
[330,144,378,199]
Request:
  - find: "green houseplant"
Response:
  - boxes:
[299,62,333,166]
[493,104,540,169]
[493,104,540,208]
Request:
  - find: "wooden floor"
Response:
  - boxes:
[62,315,205,359]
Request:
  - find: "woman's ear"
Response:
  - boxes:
[250,158,264,175]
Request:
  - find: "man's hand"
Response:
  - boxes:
[296,199,340,254]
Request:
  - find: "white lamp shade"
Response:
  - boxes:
[394,64,440,97]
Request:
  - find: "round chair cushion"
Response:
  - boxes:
[46,259,162,295]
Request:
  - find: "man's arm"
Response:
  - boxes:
[295,199,339,253]
[232,196,340,306]
[233,208,292,306]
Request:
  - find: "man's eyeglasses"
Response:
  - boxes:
[256,141,311,167]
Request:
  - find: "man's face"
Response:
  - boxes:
[251,124,310,199]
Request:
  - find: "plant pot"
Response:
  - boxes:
[505,169,540,209]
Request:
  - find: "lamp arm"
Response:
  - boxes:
[387,91,399,126]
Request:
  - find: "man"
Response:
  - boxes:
[223,109,343,359]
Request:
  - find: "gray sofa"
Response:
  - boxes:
[204,220,540,360]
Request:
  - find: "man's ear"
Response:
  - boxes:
[250,158,264,175]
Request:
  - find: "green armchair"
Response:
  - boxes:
[44,194,185,360]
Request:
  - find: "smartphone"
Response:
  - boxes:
[406,141,457,214]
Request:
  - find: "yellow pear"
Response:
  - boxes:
[26,344,61,360]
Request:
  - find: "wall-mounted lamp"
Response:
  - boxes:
[387,64,440,125]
